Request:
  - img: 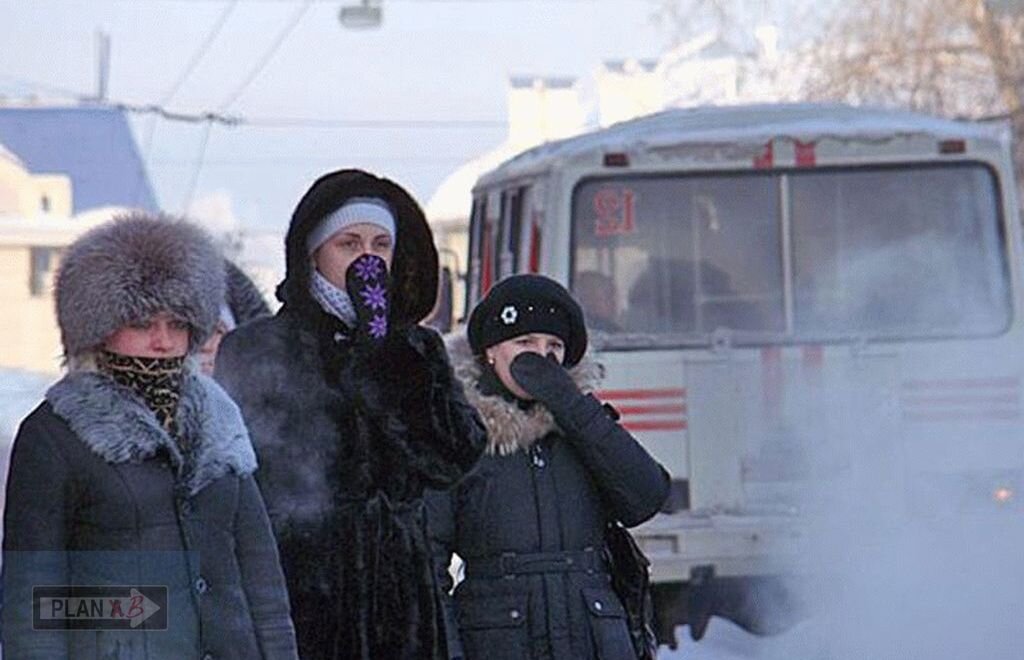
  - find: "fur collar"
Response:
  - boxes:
[446,332,603,456]
[46,368,257,495]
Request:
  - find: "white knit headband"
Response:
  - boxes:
[306,197,397,256]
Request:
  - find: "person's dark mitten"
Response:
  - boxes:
[508,351,582,418]
[345,253,390,344]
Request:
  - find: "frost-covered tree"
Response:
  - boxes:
[651,0,833,51]
[804,0,1024,178]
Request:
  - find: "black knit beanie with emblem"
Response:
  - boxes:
[468,274,588,367]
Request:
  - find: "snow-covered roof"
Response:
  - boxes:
[0,141,24,169]
[0,208,117,246]
[509,76,576,89]
[0,105,158,213]
[426,142,521,223]
[477,103,1005,186]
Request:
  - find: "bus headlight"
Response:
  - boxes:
[993,486,1014,505]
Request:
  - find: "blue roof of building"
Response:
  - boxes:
[0,105,158,213]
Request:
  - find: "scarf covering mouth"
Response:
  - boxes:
[310,269,358,326]
[97,350,186,439]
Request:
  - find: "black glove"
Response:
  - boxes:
[345,253,390,344]
[509,351,582,418]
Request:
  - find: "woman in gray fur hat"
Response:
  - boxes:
[2,212,298,659]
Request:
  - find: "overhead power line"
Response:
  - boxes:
[218,0,312,110]
[112,101,243,125]
[160,0,239,105]
[111,101,502,129]
[245,116,504,128]
[1,77,504,130]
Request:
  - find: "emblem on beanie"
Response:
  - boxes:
[500,305,518,325]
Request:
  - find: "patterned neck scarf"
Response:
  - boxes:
[310,269,357,326]
[97,350,186,438]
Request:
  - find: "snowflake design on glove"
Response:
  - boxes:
[354,257,384,282]
[360,283,388,311]
[368,315,388,339]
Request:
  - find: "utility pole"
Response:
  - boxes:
[95,29,111,101]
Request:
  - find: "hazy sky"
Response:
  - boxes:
[2,0,673,232]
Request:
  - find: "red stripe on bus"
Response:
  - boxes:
[622,419,688,432]
[596,388,687,400]
[528,220,541,274]
[795,140,816,167]
[615,404,688,416]
[480,222,494,295]
[753,141,773,169]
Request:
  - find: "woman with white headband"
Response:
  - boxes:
[215,168,487,660]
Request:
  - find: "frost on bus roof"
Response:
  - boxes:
[476,103,1008,185]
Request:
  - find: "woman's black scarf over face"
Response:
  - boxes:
[97,350,186,439]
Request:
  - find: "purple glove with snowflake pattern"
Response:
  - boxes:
[345,253,391,344]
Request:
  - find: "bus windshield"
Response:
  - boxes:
[570,163,1009,344]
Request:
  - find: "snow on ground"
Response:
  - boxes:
[0,368,51,443]
[0,368,52,524]
[659,619,828,660]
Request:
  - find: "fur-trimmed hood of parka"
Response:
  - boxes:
[45,366,256,496]
[446,332,603,456]
[55,212,225,359]
[278,169,439,328]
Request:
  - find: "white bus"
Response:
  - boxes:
[456,103,1023,644]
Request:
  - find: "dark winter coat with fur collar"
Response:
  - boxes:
[426,336,670,660]
[2,369,297,659]
[214,169,487,660]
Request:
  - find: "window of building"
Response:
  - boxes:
[30,247,59,297]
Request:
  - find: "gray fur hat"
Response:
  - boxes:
[55,212,226,359]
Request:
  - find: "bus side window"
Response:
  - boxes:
[516,184,542,274]
[497,191,511,279]
[506,187,527,275]
[466,197,484,312]
[479,192,501,296]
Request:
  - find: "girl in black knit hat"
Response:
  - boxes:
[428,274,670,660]
[2,212,297,659]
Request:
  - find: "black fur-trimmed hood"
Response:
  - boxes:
[279,169,439,328]
[446,332,603,456]
[45,368,256,495]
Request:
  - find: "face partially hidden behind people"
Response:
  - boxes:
[573,270,620,332]
[313,223,394,289]
[196,320,229,375]
[485,332,566,400]
[104,311,190,358]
